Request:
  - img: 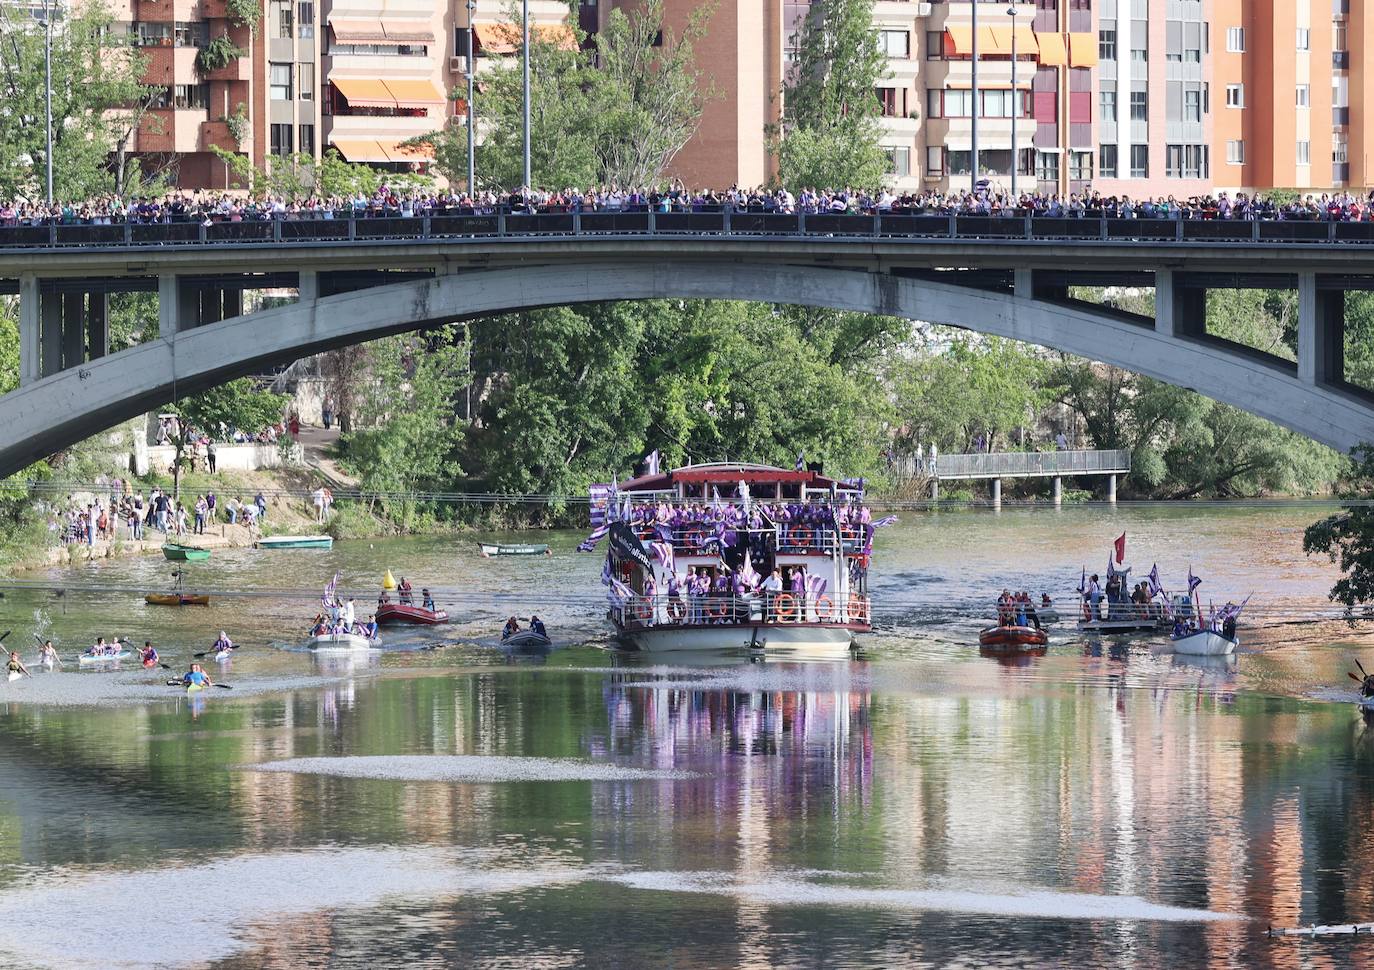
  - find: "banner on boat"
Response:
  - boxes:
[610,522,654,574]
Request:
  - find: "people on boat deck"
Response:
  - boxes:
[503,616,520,639]
[182,663,212,689]
[364,615,379,639]
[212,631,234,652]
[398,578,413,605]
[421,588,435,611]
[140,641,159,665]
[1083,574,1102,619]
[530,616,547,638]
[7,651,30,678]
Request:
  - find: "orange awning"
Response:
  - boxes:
[328,139,435,163]
[1013,25,1038,55]
[381,78,446,106]
[383,139,433,162]
[331,77,396,108]
[534,24,579,50]
[381,17,435,43]
[1068,32,1099,67]
[1036,32,1067,66]
[473,22,520,54]
[330,18,389,42]
[986,26,1013,55]
[944,26,973,57]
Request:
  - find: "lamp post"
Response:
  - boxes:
[521,0,531,192]
[38,1,54,206]
[466,0,476,193]
[970,0,978,193]
[1008,5,1018,200]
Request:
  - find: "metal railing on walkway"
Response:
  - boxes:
[895,448,1132,481]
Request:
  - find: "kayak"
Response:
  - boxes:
[502,629,552,650]
[257,535,334,550]
[186,683,205,693]
[142,659,158,669]
[78,651,130,665]
[7,671,21,682]
[214,648,233,661]
[162,542,211,561]
[479,542,550,557]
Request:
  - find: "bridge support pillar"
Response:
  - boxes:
[87,293,108,360]
[19,275,39,386]
[991,478,1001,508]
[930,478,939,503]
[297,271,318,304]
[1107,474,1117,503]
[1053,476,1062,506]
[40,291,61,378]
[1155,269,1206,339]
[1014,269,1068,302]
[61,293,84,370]
[158,275,179,339]
[1298,274,1344,388]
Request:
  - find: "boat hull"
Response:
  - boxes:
[306,633,377,651]
[615,621,858,655]
[162,544,210,561]
[1171,630,1238,656]
[376,603,448,625]
[1077,618,1167,635]
[479,543,550,557]
[79,652,130,665]
[257,536,334,550]
[145,593,210,606]
[502,630,552,650]
[978,625,1049,651]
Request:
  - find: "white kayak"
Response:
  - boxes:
[307,632,377,651]
[7,670,21,682]
[78,651,130,665]
[214,648,234,661]
[1170,630,1238,656]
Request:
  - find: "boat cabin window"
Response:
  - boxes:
[780,482,801,500]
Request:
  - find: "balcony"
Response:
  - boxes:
[1334,50,1350,69]
[873,2,933,18]
[200,119,240,152]
[136,108,209,153]
[206,54,251,81]
[1335,106,1350,126]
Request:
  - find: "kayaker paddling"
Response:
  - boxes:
[7,650,31,680]
[37,640,59,667]
[139,641,160,667]
[212,631,235,654]
[182,663,213,691]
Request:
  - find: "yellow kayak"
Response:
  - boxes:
[186,683,205,693]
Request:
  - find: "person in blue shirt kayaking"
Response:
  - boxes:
[182,663,213,689]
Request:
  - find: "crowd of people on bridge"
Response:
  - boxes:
[8,182,1374,228]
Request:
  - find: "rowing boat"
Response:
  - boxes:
[162,542,211,561]
[376,602,448,625]
[78,651,130,665]
[257,535,334,550]
[480,541,549,555]
[1170,629,1238,656]
[307,632,377,651]
[145,592,211,606]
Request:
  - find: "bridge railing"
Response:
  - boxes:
[901,449,1133,480]
[5,210,1374,250]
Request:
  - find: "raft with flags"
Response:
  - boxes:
[1076,533,1173,634]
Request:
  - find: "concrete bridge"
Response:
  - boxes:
[2,212,1373,476]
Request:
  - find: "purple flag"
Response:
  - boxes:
[1076,567,1086,594]
[1147,563,1162,597]
[1188,567,1202,593]
[873,514,899,528]
[577,523,609,552]
[644,450,660,476]
[322,571,340,608]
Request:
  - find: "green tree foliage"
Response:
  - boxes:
[167,379,289,497]
[1305,446,1374,615]
[429,0,710,190]
[0,1,153,200]
[771,0,890,189]
[343,328,468,528]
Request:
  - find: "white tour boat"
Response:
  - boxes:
[587,462,874,654]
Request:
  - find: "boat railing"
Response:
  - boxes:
[614,591,871,630]
[775,523,864,554]
[1079,600,1169,622]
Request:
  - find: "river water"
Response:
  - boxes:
[1,503,1373,968]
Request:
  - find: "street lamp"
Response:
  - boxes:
[37,0,54,206]
[521,0,531,192]
[466,0,476,193]
[1008,5,1018,201]
[970,0,978,193]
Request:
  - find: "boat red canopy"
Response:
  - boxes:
[617,463,856,493]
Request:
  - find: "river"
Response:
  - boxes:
[0,503,1371,968]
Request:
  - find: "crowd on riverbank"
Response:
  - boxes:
[45,480,274,546]
[5,183,1374,226]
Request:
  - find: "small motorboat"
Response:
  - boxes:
[978,624,1049,652]
[78,651,130,665]
[1170,629,1238,656]
[306,632,377,651]
[257,535,334,550]
[376,602,448,625]
[502,629,552,650]
[479,542,550,557]
[145,592,211,606]
[162,542,210,561]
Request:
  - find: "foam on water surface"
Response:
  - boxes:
[239,754,698,782]
[0,846,592,969]
[610,870,1245,924]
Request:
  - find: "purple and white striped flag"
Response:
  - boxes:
[873,514,900,528]
[322,571,340,608]
[1147,563,1163,597]
[577,523,609,552]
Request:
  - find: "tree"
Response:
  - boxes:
[427,0,711,190]
[167,379,289,498]
[770,0,890,189]
[0,1,153,200]
[1305,446,1374,616]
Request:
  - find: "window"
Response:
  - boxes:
[270,62,293,100]
[1130,144,1148,178]
[1296,84,1309,107]
[298,1,314,39]
[270,123,293,156]
[299,123,315,156]
[135,22,173,46]
[1227,27,1244,52]
[1099,28,1117,61]
[1335,134,1349,164]
[1297,140,1311,165]
[1297,28,1310,51]
[925,30,943,60]
[888,147,910,177]
[927,89,942,119]
[1226,83,1244,108]
[1100,89,1117,123]
[173,21,208,47]
[173,83,209,109]
[925,146,944,176]
[1099,144,1118,178]
[1130,91,1147,121]
[876,88,905,117]
[1130,44,1148,63]
[1184,89,1201,122]
[273,0,293,39]
[299,62,314,101]
[1166,144,1208,178]
[1036,151,1059,182]
[943,89,974,118]
[879,30,909,59]
[1227,139,1245,164]
[330,42,428,56]
[946,150,973,177]
[1069,150,1093,181]
[981,89,1022,119]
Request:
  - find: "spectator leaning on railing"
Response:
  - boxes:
[4,183,1374,228]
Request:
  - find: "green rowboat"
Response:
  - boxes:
[479,542,550,557]
[162,542,211,561]
[256,535,334,550]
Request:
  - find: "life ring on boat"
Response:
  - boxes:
[848,594,869,624]
[851,554,870,569]
[815,595,834,620]
[775,593,797,621]
[792,527,813,549]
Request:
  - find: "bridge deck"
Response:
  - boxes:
[897,450,1132,481]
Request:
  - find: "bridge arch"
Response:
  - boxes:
[0,261,1367,475]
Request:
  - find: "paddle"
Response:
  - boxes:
[165,679,231,690]
[1358,659,1369,678]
